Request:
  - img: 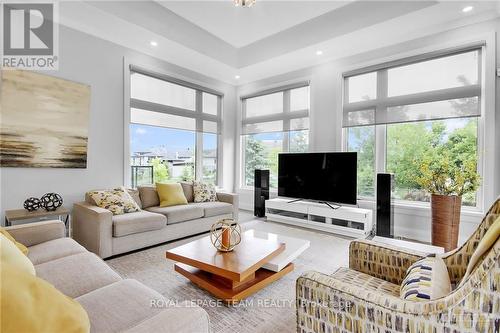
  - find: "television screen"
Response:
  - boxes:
[278,152,357,205]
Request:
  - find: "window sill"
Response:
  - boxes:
[238,187,484,222]
[357,198,483,222]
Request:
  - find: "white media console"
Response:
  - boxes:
[265,198,373,238]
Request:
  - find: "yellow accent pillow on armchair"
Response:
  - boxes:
[1,263,90,333]
[156,183,188,207]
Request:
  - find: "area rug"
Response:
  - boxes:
[107,219,351,333]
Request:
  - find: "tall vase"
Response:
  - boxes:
[431,194,461,252]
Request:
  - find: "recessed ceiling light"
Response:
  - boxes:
[150,41,158,47]
[235,75,240,79]
[316,50,323,56]
[462,6,473,13]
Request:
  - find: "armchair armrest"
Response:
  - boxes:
[296,271,434,332]
[349,239,426,284]
[5,220,65,247]
[216,192,239,220]
[72,202,113,258]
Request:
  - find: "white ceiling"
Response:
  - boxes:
[158,1,350,47]
[60,1,500,85]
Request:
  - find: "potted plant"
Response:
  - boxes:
[416,152,480,251]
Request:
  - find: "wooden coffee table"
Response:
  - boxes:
[166,231,294,303]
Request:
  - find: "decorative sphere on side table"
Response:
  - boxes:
[210,219,242,252]
[40,193,63,211]
[23,197,41,212]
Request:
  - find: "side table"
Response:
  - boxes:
[4,207,70,234]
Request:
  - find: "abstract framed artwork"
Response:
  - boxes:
[0,69,90,168]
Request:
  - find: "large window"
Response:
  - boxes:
[242,84,310,188]
[343,47,482,207]
[129,68,222,187]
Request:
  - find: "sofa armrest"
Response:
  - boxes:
[72,202,113,258]
[5,220,65,247]
[349,239,426,284]
[217,192,239,220]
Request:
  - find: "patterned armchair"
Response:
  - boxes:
[296,198,500,333]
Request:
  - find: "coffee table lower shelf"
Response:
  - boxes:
[174,263,294,303]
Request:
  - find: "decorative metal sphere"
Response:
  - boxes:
[23,197,41,212]
[40,193,63,211]
[210,219,242,252]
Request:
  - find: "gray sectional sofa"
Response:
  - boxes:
[73,182,238,258]
[5,220,210,333]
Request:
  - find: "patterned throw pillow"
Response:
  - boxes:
[87,187,141,215]
[400,254,451,301]
[193,181,217,203]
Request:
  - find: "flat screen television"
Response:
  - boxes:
[278,152,357,205]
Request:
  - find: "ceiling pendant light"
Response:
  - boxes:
[234,0,256,7]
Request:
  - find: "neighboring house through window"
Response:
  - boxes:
[129,67,222,187]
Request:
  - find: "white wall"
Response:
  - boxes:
[0,25,237,222]
[235,18,500,245]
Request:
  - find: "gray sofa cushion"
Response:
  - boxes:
[146,205,204,225]
[76,279,164,333]
[180,182,194,202]
[137,185,160,208]
[35,252,121,298]
[189,201,233,217]
[28,238,87,265]
[112,211,167,237]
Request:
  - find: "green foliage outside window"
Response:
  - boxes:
[244,131,308,188]
[150,158,169,183]
[387,119,479,206]
[244,135,273,187]
[181,165,194,181]
[348,118,479,206]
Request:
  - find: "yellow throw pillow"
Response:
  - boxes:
[156,183,188,207]
[0,227,28,255]
[0,233,35,276]
[459,216,500,287]
[1,263,90,333]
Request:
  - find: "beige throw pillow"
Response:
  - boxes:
[400,254,451,301]
[193,181,217,203]
[87,187,141,215]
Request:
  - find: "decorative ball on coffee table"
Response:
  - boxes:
[40,193,63,211]
[23,197,41,212]
[210,219,242,252]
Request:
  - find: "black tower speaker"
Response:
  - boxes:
[254,169,270,217]
[376,173,394,238]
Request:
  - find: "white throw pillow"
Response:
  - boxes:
[193,181,217,203]
[400,254,451,301]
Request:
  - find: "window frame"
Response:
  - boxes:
[341,45,486,210]
[240,82,310,190]
[125,64,223,187]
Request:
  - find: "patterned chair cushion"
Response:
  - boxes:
[193,181,217,203]
[331,267,401,297]
[400,254,451,301]
[87,187,141,215]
